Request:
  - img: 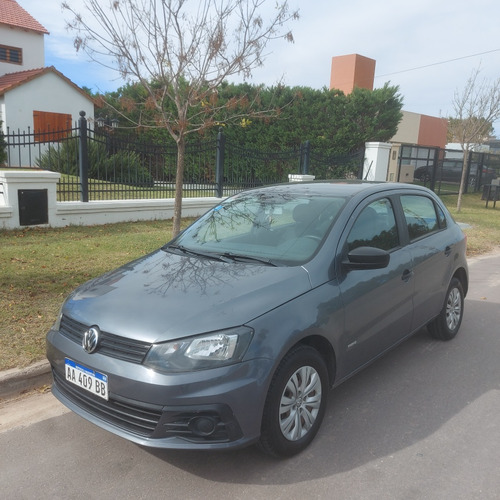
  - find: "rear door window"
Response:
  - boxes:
[400,195,440,241]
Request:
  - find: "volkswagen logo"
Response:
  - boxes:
[82,326,100,354]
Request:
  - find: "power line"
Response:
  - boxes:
[375,49,500,78]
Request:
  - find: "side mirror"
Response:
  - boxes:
[343,246,390,270]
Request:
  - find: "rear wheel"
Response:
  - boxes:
[258,345,328,457]
[428,277,464,341]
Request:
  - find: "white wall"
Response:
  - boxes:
[0,170,219,230]
[0,25,45,76]
[391,111,421,145]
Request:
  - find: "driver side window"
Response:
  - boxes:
[347,198,399,252]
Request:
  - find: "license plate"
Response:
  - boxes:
[65,358,108,400]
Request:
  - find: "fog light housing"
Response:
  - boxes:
[188,416,217,437]
[159,404,243,443]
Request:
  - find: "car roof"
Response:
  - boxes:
[242,180,434,199]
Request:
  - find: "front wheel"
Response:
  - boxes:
[258,345,328,457]
[428,277,464,341]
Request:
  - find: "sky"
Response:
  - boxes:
[18,0,500,134]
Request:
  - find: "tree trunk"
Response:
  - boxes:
[456,149,469,213]
[173,135,186,237]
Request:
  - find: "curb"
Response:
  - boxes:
[0,360,52,400]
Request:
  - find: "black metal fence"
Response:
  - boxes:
[4,112,364,202]
[400,144,500,195]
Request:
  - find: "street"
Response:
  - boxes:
[1,252,500,500]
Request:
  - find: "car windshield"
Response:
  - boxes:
[166,189,347,265]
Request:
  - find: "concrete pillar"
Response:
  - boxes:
[363,142,392,182]
[0,170,60,229]
[288,174,316,182]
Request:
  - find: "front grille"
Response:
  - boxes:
[60,315,151,364]
[53,369,162,437]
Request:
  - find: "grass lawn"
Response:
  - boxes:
[57,175,216,201]
[1,192,499,371]
[442,193,500,255]
[1,218,194,371]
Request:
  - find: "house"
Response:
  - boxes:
[0,66,95,135]
[0,0,95,165]
[0,0,47,75]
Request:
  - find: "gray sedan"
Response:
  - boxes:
[46,181,468,457]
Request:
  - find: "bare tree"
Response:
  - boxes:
[62,0,299,235]
[449,67,500,211]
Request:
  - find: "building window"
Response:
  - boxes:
[33,111,72,142]
[0,45,23,65]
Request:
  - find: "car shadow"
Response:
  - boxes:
[143,297,499,484]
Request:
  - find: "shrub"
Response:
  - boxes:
[37,135,154,186]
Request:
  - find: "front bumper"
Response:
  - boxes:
[47,328,272,450]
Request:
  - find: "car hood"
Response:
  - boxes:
[63,249,312,343]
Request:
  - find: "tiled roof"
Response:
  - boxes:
[0,0,49,34]
[0,66,95,104]
[0,67,46,94]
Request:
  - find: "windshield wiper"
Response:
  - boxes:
[218,252,277,267]
[162,244,226,262]
[164,245,277,266]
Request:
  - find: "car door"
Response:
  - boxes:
[399,194,453,331]
[337,196,414,376]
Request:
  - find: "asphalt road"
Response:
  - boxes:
[1,252,500,500]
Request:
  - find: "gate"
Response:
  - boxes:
[400,144,500,195]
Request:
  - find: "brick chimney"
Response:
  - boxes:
[330,54,376,94]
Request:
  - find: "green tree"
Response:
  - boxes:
[343,83,403,150]
[207,82,403,153]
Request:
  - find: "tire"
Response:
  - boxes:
[428,277,464,341]
[258,345,328,457]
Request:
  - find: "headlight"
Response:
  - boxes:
[143,327,253,373]
[53,305,64,331]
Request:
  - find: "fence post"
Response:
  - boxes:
[215,128,225,198]
[464,148,474,194]
[78,111,89,202]
[357,146,366,179]
[476,152,486,191]
[429,148,440,192]
[301,140,310,174]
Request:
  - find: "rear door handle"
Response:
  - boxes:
[445,246,452,257]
